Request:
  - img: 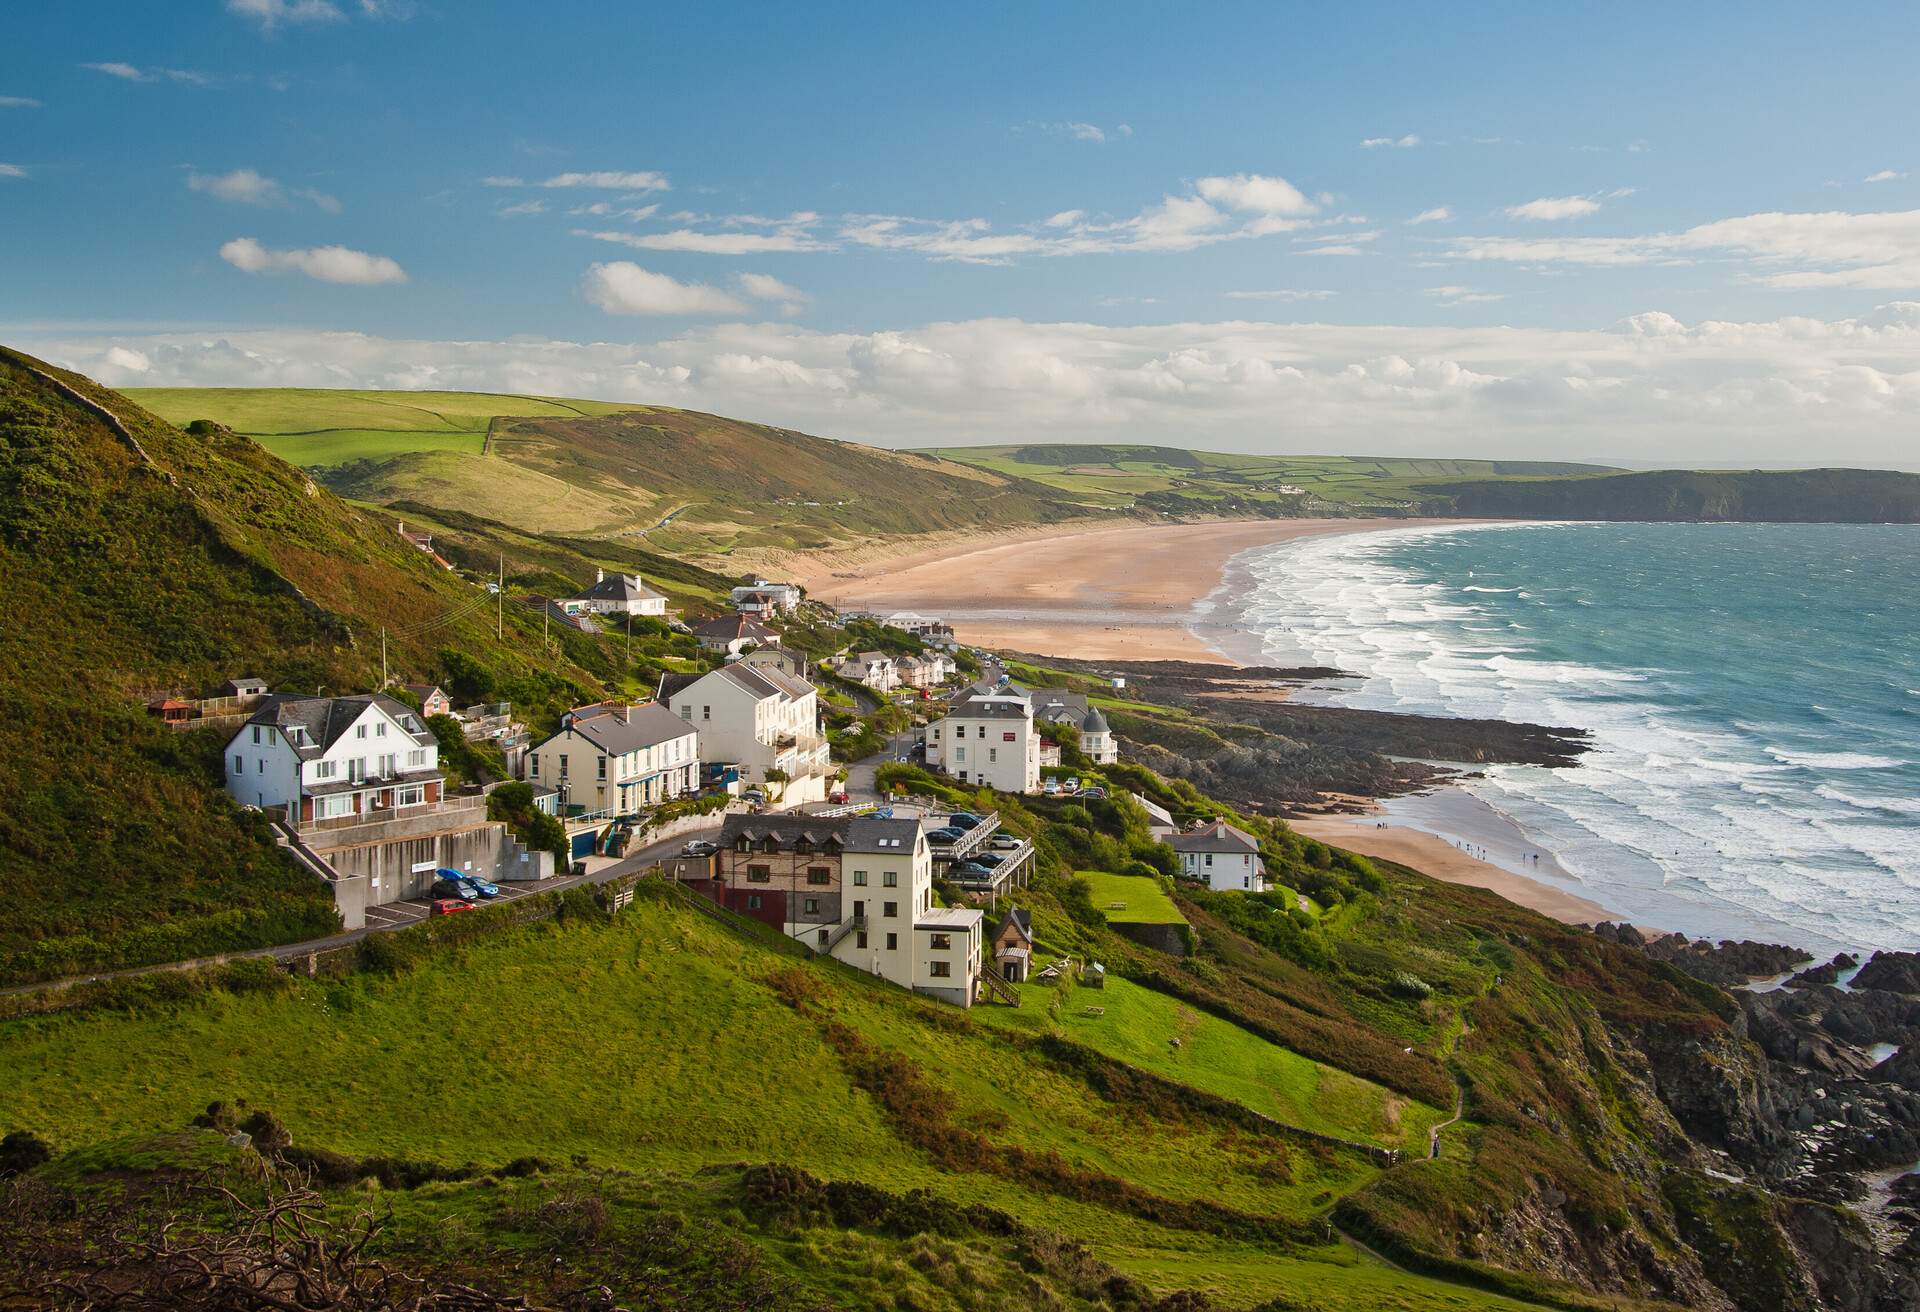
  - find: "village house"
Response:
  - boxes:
[737,646,811,680]
[990,905,1036,984]
[224,693,550,921]
[894,651,957,689]
[730,579,803,616]
[831,649,898,692]
[401,683,453,718]
[1031,689,1118,765]
[660,662,830,805]
[923,681,1041,793]
[562,569,669,619]
[1171,819,1268,892]
[693,813,984,1006]
[220,676,269,698]
[692,614,781,657]
[524,700,700,817]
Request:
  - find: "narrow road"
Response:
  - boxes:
[0,823,724,1001]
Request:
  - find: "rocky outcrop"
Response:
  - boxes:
[1852,952,1920,996]
[1792,953,1859,988]
[1597,927,1812,989]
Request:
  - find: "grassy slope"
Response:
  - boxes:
[1079,870,1188,924]
[0,892,1571,1311]
[0,350,627,983]
[132,388,1097,559]
[922,445,1618,513]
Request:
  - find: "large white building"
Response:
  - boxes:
[661,662,830,804]
[924,683,1041,794]
[1171,820,1268,893]
[525,701,700,816]
[707,813,983,1006]
[225,693,441,819]
[563,569,668,618]
[730,580,803,615]
[1031,688,1118,765]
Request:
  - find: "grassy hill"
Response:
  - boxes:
[920,445,1617,515]
[133,389,1095,560]
[1415,467,1920,522]
[0,350,689,984]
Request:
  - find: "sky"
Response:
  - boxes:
[4,1,1920,468]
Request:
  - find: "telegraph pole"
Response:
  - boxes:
[496,553,504,639]
[380,627,388,688]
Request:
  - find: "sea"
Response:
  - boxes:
[1203,522,1920,956]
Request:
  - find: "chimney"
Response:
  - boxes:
[620,704,630,723]
[596,568,605,583]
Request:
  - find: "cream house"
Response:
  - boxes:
[923,683,1040,794]
[1171,820,1268,892]
[662,663,830,804]
[563,570,668,618]
[525,701,700,816]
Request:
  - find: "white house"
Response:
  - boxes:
[224,693,441,821]
[692,614,781,657]
[895,652,957,689]
[563,569,668,618]
[525,700,700,816]
[730,580,802,615]
[923,684,1040,794]
[708,813,983,1006]
[662,663,830,804]
[832,650,898,692]
[1031,689,1118,765]
[1171,820,1268,892]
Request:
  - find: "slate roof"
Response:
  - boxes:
[1081,705,1110,733]
[1170,820,1261,854]
[693,615,779,644]
[719,813,849,851]
[845,815,921,853]
[557,701,696,756]
[994,905,1034,946]
[242,693,433,760]
[945,693,1030,721]
[570,572,665,604]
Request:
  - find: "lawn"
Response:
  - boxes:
[1078,869,1187,924]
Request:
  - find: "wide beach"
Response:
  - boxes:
[795,514,1640,930]
[794,517,1453,663]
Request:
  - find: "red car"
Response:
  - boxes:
[829,791,851,804]
[429,898,473,916]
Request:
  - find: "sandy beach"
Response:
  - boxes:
[796,517,1452,663]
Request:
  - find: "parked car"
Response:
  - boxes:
[1064,777,1080,792]
[681,840,718,857]
[435,867,499,898]
[1081,786,1107,800]
[742,788,766,805]
[429,898,472,916]
[947,812,983,830]
[828,791,850,804]
[974,853,1006,867]
[1042,780,1061,795]
[925,826,966,845]
[990,834,1023,850]
[947,861,995,881]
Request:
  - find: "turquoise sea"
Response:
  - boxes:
[1219,522,1920,954]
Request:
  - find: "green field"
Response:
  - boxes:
[1078,869,1188,924]
[918,444,1619,513]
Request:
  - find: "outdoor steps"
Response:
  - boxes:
[979,963,1021,1006]
[823,914,867,953]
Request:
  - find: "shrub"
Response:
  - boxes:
[0,1130,52,1177]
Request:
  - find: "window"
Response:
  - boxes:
[680,705,692,720]
[251,727,261,744]
[375,722,387,738]
[356,725,368,739]
[804,897,820,915]
[407,749,427,769]
[929,933,952,950]
[852,870,867,886]
[856,931,868,949]
[954,747,965,762]
[396,786,424,807]
[559,755,569,778]
[597,757,607,780]
[883,901,898,918]
[807,867,831,886]
[883,870,898,888]
[929,961,951,978]
[747,865,772,883]
[1204,853,1213,867]
[886,933,898,951]
[257,758,265,773]
[233,754,243,773]
[817,928,830,946]
[989,748,997,763]
[746,894,762,910]
[794,837,811,855]
[702,705,711,721]
[529,754,539,775]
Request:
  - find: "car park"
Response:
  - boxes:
[437,867,499,898]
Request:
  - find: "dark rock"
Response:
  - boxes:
[1852,952,1920,996]
[1640,934,1812,989]
[1791,953,1860,988]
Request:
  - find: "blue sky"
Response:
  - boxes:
[5,1,1920,466]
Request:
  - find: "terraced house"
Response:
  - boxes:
[693,813,984,1007]
[660,663,831,805]
[524,700,700,816]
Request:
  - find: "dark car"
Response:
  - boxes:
[429,878,474,903]
[946,812,983,831]
[436,867,499,898]
[681,840,718,857]
[925,827,966,845]
[974,853,1007,867]
[429,898,472,917]
[947,861,995,880]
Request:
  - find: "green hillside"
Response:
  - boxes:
[920,444,1617,516]
[0,350,682,984]
[1415,467,1920,522]
[134,388,1094,560]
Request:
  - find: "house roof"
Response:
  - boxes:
[570,572,664,604]
[719,813,847,851]
[917,907,984,930]
[722,661,815,701]
[656,671,702,704]
[994,905,1034,945]
[1081,705,1110,733]
[845,815,921,853]
[402,683,445,702]
[693,615,778,643]
[945,694,1030,721]
[242,693,434,760]
[552,701,694,757]
[1170,820,1261,855]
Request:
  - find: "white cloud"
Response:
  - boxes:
[1044,209,1086,228]
[1017,121,1133,143]
[579,226,826,255]
[1194,173,1316,215]
[581,262,747,316]
[30,304,1920,469]
[496,199,547,217]
[539,170,670,191]
[218,237,407,285]
[81,62,211,85]
[482,175,524,187]
[1866,170,1907,183]
[1223,289,1336,301]
[189,168,339,212]
[1408,206,1453,225]
[1360,134,1421,149]
[226,0,344,29]
[0,164,26,179]
[1297,243,1368,257]
[1505,195,1602,221]
[568,201,659,220]
[736,272,810,316]
[0,95,40,108]
[1426,285,1507,305]
[102,346,152,373]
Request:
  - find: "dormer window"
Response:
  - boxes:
[794,837,811,855]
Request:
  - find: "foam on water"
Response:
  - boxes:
[1226,522,1920,954]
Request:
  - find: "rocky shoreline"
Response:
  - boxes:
[1593,926,1920,1304]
